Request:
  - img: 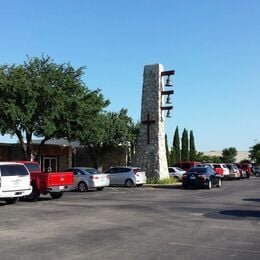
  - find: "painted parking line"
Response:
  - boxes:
[210,225,260,232]
[107,187,150,193]
[110,187,120,192]
[169,242,260,254]
[189,212,204,216]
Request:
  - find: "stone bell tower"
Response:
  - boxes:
[133,64,175,180]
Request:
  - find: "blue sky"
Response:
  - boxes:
[0,0,259,151]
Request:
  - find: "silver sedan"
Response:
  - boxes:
[65,167,110,192]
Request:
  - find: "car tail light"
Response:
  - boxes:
[199,175,206,179]
[133,169,139,176]
[90,176,99,180]
[47,175,51,185]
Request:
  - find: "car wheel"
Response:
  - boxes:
[96,187,104,191]
[26,185,40,202]
[182,184,188,189]
[207,180,212,190]
[5,198,18,204]
[216,179,222,188]
[50,192,63,199]
[125,179,134,188]
[78,182,88,192]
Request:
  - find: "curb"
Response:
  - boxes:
[143,183,182,188]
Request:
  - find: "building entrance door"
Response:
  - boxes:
[42,157,57,172]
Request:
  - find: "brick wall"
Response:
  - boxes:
[75,146,128,172]
[0,143,128,172]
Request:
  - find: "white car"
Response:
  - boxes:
[65,167,110,192]
[226,164,241,179]
[0,162,32,204]
[105,166,147,187]
[168,167,186,181]
[219,163,230,178]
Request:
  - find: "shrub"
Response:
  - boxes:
[147,177,179,184]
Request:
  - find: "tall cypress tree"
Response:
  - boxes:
[189,130,196,161]
[165,134,170,165]
[181,128,189,162]
[171,126,181,165]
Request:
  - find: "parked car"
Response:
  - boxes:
[182,166,222,189]
[21,161,74,201]
[253,166,260,175]
[105,167,147,187]
[0,162,32,204]
[65,167,110,191]
[234,163,247,179]
[168,167,186,181]
[241,163,253,178]
[174,161,201,171]
[226,164,240,180]
[253,166,260,177]
[203,163,224,179]
[218,163,230,179]
[238,168,247,179]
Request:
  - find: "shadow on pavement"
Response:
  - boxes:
[147,185,182,190]
[205,210,260,220]
[19,197,53,202]
[243,198,260,203]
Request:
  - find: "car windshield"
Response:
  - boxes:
[84,168,100,174]
[0,164,29,176]
[25,163,41,172]
[188,167,207,174]
[175,167,184,171]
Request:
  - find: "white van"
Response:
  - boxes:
[0,162,32,204]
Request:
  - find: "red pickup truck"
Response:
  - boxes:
[20,161,74,201]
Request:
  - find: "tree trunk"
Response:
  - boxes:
[25,129,33,161]
[85,143,99,169]
[34,137,51,162]
[85,143,105,171]
[15,129,27,160]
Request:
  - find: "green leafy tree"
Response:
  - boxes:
[0,56,108,160]
[221,147,237,163]
[79,109,136,169]
[171,126,181,165]
[196,153,222,163]
[128,122,140,165]
[181,128,189,162]
[249,142,260,164]
[189,130,196,161]
[240,159,250,164]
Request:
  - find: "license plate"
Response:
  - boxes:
[190,176,196,180]
[59,186,64,190]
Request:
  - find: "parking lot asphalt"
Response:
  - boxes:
[0,177,260,260]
